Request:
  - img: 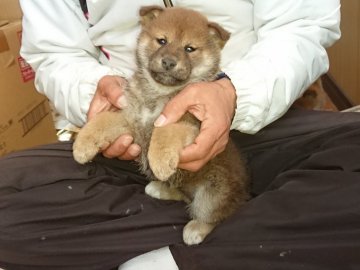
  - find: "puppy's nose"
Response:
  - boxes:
[162,57,177,70]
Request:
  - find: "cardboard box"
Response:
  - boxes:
[0,20,57,157]
[0,0,22,21]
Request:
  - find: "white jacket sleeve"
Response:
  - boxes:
[19,0,123,128]
[224,0,341,134]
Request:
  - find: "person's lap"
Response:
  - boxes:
[0,143,188,269]
[1,109,360,270]
[172,109,360,269]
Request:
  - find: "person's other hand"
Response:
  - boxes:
[87,75,141,160]
[154,78,236,171]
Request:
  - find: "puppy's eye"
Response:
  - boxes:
[184,46,197,53]
[157,38,167,46]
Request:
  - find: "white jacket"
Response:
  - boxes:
[19,0,341,133]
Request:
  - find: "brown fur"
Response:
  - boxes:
[293,78,327,110]
[73,6,249,245]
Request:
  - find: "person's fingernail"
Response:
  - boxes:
[117,96,128,108]
[129,145,141,157]
[122,135,133,147]
[154,114,166,127]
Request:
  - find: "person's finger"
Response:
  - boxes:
[102,134,133,158]
[178,123,229,172]
[103,143,141,160]
[87,97,112,120]
[179,128,215,163]
[88,76,127,120]
[178,158,208,172]
[99,76,127,109]
[117,144,142,160]
[178,137,227,172]
[154,89,194,127]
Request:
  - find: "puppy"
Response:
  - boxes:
[73,6,249,245]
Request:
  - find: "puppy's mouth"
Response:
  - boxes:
[150,70,188,86]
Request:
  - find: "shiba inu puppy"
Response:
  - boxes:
[73,6,249,245]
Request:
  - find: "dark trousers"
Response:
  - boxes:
[1,109,360,270]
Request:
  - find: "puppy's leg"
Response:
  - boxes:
[73,111,130,164]
[145,181,190,203]
[148,122,198,181]
[183,220,215,246]
[183,184,218,245]
[183,171,241,245]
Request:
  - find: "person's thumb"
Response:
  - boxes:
[107,76,127,109]
[154,93,190,127]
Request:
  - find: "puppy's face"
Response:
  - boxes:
[137,6,230,87]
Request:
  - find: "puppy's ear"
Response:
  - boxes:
[208,22,231,48]
[139,5,164,26]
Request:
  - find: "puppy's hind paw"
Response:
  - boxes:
[145,181,187,202]
[183,220,215,246]
[145,181,162,199]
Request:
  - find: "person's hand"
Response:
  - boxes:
[87,75,141,160]
[154,78,236,172]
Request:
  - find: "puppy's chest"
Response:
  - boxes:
[124,98,167,177]
[137,105,163,128]
[124,97,166,136]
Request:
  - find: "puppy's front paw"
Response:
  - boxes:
[183,220,215,246]
[73,135,110,164]
[148,149,179,181]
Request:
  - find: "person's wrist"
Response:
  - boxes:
[215,72,231,81]
[214,77,237,121]
[215,77,236,100]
